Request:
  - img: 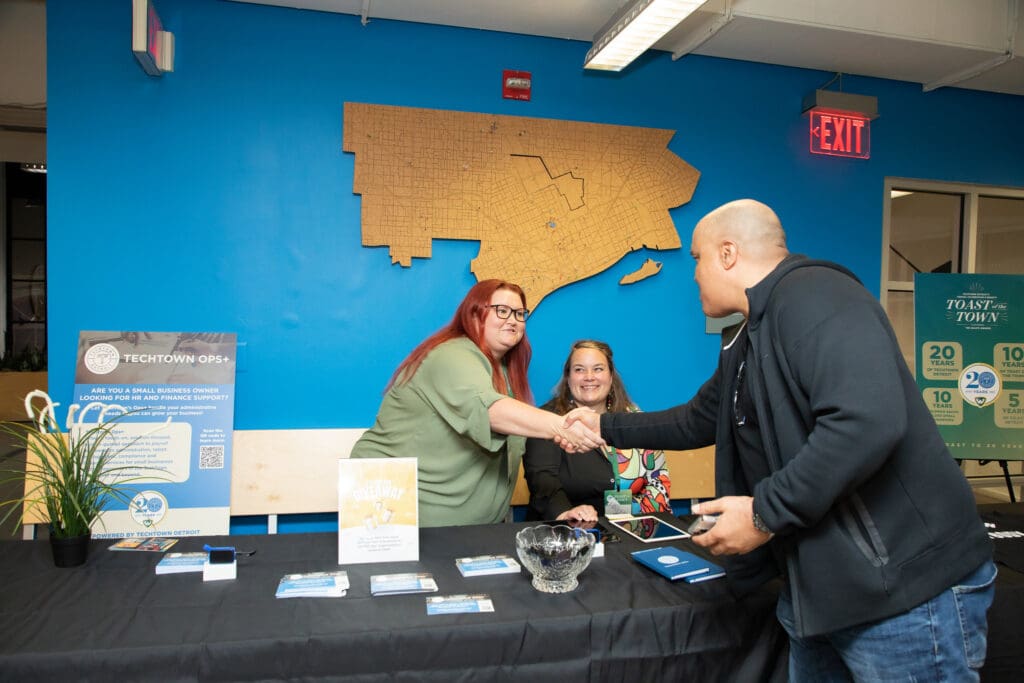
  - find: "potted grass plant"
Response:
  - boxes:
[0,390,167,567]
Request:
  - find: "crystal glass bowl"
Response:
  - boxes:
[515,524,596,593]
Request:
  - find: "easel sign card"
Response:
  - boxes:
[338,458,419,564]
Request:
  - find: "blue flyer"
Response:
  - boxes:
[73,331,237,537]
[426,594,495,615]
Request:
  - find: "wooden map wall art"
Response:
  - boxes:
[343,102,700,307]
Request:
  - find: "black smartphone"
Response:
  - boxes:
[678,513,719,536]
[208,549,235,564]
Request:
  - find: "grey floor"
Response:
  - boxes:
[974,487,1016,505]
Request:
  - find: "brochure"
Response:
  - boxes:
[276,571,350,598]
[683,564,726,583]
[631,547,714,581]
[370,572,438,596]
[455,554,521,577]
[338,458,419,565]
[109,537,178,552]
[155,552,207,574]
[426,594,494,615]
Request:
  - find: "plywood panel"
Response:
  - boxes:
[22,429,715,524]
[21,433,60,525]
[230,428,365,515]
[0,371,47,422]
[663,447,716,498]
[509,445,715,506]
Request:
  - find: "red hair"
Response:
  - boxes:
[387,279,534,403]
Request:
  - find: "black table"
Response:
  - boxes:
[978,503,1024,682]
[0,520,787,682]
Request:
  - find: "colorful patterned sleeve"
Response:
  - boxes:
[634,448,671,514]
[615,406,671,514]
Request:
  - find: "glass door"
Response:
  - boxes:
[882,180,1024,500]
[3,162,46,369]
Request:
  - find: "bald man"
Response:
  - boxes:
[566,199,995,681]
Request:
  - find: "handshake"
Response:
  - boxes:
[552,407,604,453]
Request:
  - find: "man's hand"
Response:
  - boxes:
[690,496,773,555]
[552,413,604,453]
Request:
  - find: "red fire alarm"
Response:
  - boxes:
[502,70,532,101]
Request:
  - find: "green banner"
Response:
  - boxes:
[915,274,1024,460]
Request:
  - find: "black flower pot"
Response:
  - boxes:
[50,531,91,568]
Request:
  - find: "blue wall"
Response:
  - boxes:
[47,0,1024,430]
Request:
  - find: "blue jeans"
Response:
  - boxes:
[776,560,997,682]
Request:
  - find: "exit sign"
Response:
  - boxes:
[809,110,870,159]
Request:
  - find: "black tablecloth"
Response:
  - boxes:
[0,520,787,682]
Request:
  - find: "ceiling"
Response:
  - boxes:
[229,0,1024,97]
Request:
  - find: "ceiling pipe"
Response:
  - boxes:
[923,0,1018,91]
[671,0,733,60]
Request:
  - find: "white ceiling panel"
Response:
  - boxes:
[227,0,1024,96]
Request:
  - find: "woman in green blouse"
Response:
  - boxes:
[351,279,602,527]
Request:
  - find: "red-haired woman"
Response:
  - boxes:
[351,279,602,527]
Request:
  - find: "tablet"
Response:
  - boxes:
[609,516,690,543]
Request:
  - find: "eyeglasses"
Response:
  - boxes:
[733,360,747,427]
[486,304,530,322]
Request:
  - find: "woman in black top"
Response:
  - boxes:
[524,340,671,521]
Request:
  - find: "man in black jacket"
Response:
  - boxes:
[565,199,995,681]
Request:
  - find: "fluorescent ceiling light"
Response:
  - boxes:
[584,0,705,72]
[890,190,914,198]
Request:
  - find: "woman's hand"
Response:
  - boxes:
[553,413,604,452]
[487,399,604,450]
[556,505,598,523]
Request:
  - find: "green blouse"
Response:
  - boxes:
[351,336,525,527]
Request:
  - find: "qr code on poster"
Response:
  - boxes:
[199,445,225,470]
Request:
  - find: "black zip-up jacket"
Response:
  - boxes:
[602,255,992,637]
